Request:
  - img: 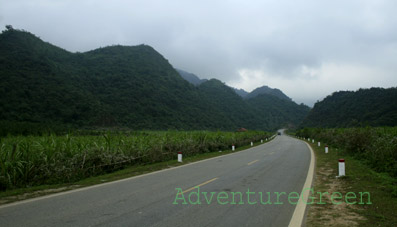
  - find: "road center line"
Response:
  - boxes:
[182,177,218,194]
[247,160,259,165]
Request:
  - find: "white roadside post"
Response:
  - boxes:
[251,142,253,146]
[312,139,314,143]
[308,138,310,141]
[177,152,182,162]
[318,141,321,147]
[325,145,329,153]
[232,144,235,151]
[266,138,268,141]
[338,159,345,176]
[261,139,263,143]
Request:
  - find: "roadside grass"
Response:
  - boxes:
[0,138,274,205]
[300,138,397,226]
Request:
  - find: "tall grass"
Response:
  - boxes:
[296,127,397,178]
[0,131,270,191]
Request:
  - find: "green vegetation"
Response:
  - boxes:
[247,94,310,130]
[302,88,397,128]
[245,85,291,101]
[296,127,397,179]
[296,89,397,226]
[197,79,257,129]
[0,27,309,134]
[293,132,397,226]
[0,130,271,191]
[197,80,311,131]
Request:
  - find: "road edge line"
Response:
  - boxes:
[288,140,315,227]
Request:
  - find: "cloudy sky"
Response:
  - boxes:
[1,0,396,106]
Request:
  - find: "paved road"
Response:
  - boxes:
[0,134,312,227]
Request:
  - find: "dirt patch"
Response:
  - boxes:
[306,162,366,226]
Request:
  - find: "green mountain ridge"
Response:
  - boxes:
[232,87,249,98]
[175,69,292,101]
[248,94,310,129]
[245,85,292,101]
[0,28,310,134]
[198,79,256,128]
[176,68,207,86]
[301,87,397,128]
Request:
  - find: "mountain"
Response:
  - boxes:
[176,69,207,86]
[247,94,311,130]
[232,88,249,98]
[174,69,290,102]
[0,28,217,131]
[0,27,310,134]
[301,87,397,128]
[0,27,98,127]
[197,79,256,128]
[197,79,310,130]
[245,85,292,101]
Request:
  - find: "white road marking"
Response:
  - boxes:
[288,140,315,227]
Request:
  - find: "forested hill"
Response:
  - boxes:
[176,70,292,101]
[247,94,310,130]
[245,86,291,101]
[0,27,310,134]
[176,69,207,86]
[301,87,397,128]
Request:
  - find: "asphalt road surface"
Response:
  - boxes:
[0,134,312,227]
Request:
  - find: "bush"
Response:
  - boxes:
[296,127,397,178]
